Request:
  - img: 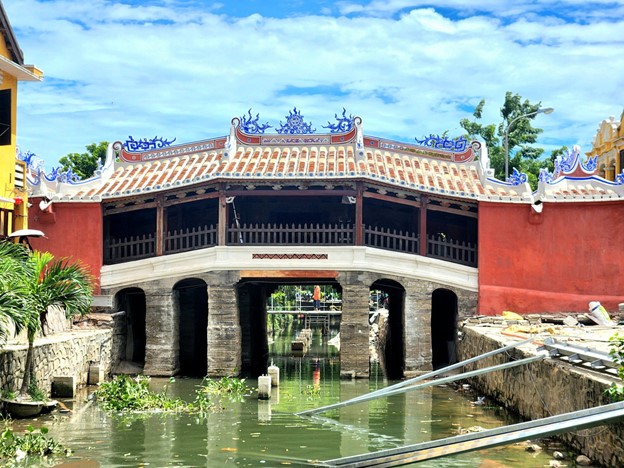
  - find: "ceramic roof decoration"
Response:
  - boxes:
[21,110,621,204]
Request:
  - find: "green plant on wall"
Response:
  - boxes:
[0,241,93,399]
[606,333,624,402]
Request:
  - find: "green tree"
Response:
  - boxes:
[460,92,562,189]
[59,141,108,180]
[0,243,93,398]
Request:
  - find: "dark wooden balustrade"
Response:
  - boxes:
[165,225,217,254]
[364,225,419,254]
[227,223,355,245]
[104,223,477,267]
[426,234,477,266]
[104,233,155,264]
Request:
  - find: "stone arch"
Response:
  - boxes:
[114,287,147,371]
[237,280,269,377]
[173,278,208,377]
[431,288,458,369]
[370,278,406,379]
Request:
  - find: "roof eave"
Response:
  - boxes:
[0,1,24,64]
[0,55,43,81]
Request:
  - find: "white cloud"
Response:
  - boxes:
[5,0,624,168]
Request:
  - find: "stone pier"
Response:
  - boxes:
[143,286,180,376]
[206,272,241,377]
[403,283,433,375]
[339,273,370,378]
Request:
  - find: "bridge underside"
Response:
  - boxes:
[105,259,477,379]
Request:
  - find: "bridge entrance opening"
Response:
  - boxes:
[370,279,405,379]
[237,279,342,377]
[431,288,458,369]
[175,278,208,377]
[115,288,146,369]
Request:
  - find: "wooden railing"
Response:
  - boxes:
[104,233,155,264]
[227,223,354,245]
[165,225,217,254]
[427,234,477,267]
[364,225,419,254]
[104,223,477,267]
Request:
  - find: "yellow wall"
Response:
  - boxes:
[586,112,624,181]
[0,21,34,234]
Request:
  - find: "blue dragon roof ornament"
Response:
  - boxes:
[276,107,316,134]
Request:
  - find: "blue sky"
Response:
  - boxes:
[5,0,624,170]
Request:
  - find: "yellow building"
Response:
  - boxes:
[0,2,43,238]
[586,111,624,181]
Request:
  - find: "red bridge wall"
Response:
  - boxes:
[478,201,624,315]
[28,201,103,294]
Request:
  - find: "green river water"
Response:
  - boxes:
[7,332,574,467]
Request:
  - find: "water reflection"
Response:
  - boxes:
[8,332,565,467]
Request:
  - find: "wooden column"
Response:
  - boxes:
[218,187,227,246]
[355,182,363,246]
[155,194,164,256]
[419,195,428,257]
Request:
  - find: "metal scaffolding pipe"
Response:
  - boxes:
[322,400,624,467]
[296,336,536,416]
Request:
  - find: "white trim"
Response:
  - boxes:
[100,245,478,292]
[0,55,42,81]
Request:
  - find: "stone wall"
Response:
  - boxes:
[457,326,624,467]
[0,329,113,394]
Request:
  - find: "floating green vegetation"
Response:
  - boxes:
[94,375,193,413]
[606,333,624,402]
[195,376,250,412]
[0,426,70,465]
[95,375,250,415]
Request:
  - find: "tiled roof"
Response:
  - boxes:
[537,177,624,201]
[28,120,624,204]
[36,142,525,202]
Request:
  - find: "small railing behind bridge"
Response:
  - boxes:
[104,223,477,267]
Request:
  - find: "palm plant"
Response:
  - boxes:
[0,241,30,344]
[0,241,93,398]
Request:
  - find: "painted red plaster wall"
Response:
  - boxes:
[478,201,624,315]
[27,200,103,294]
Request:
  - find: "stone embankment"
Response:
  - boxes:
[0,312,113,395]
[456,316,624,467]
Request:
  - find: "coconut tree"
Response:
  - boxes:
[0,241,93,398]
